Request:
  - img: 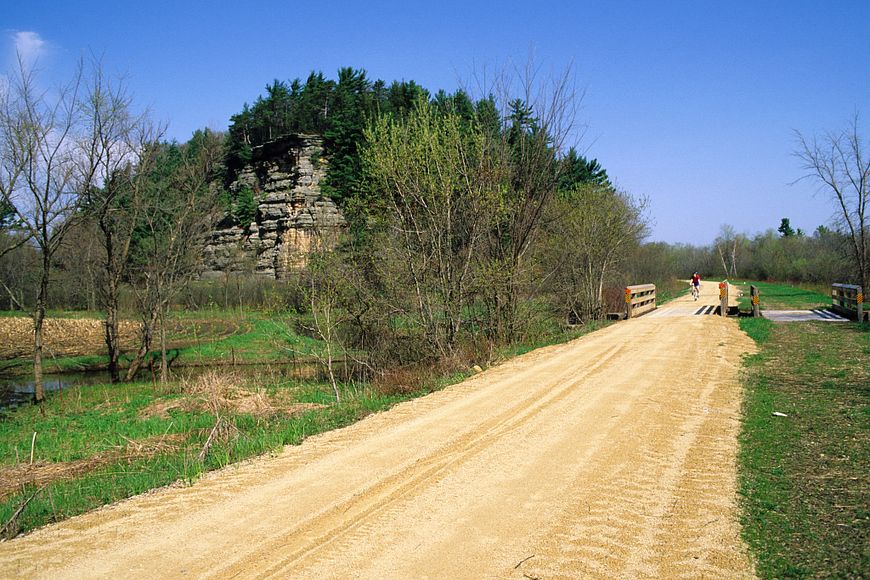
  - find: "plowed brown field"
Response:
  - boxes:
[0,284,756,578]
[0,317,139,359]
[0,317,246,361]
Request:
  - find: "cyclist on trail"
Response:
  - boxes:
[691,272,701,300]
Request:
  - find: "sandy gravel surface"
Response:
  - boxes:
[0,284,756,578]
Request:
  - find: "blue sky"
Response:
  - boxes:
[4,1,869,244]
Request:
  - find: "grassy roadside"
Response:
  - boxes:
[738,315,869,577]
[497,319,610,358]
[0,374,418,538]
[0,319,607,538]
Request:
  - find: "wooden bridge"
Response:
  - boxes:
[627,281,860,322]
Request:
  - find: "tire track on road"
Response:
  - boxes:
[215,341,630,577]
[520,317,753,579]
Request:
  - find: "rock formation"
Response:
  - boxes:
[202,135,345,279]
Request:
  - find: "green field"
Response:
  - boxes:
[0,309,328,377]
[732,280,830,311]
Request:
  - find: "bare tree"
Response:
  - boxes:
[0,240,37,310]
[471,58,581,341]
[77,61,165,382]
[0,207,32,308]
[0,55,84,401]
[0,209,30,260]
[796,114,869,289]
[714,224,740,278]
[125,130,224,382]
[53,219,102,310]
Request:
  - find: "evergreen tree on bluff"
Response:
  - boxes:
[321,68,375,200]
[224,70,612,215]
[224,70,432,204]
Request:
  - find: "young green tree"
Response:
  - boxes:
[542,184,648,322]
[301,245,348,402]
[362,99,499,357]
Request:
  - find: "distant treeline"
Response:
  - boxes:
[626,223,853,286]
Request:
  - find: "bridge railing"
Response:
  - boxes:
[625,284,656,318]
[831,283,865,321]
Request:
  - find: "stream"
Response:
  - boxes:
[0,372,108,410]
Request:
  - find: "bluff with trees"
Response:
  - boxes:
[260,66,644,367]
[0,58,648,391]
[5,55,866,402]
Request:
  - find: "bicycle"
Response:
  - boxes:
[691,283,700,301]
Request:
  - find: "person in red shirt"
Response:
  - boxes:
[691,272,701,300]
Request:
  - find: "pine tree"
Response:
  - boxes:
[234,186,258,226]
[558,148,611,191]
[321,68,373,202]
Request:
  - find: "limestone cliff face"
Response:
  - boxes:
[202,135,345,279]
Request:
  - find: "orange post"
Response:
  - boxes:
[858,289,864,322]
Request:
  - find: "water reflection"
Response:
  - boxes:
[0,372,125,410]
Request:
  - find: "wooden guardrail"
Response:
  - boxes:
[625,284,656,318]
[831,283,865,321]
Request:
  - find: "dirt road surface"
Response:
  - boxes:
[0,283,756,578]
